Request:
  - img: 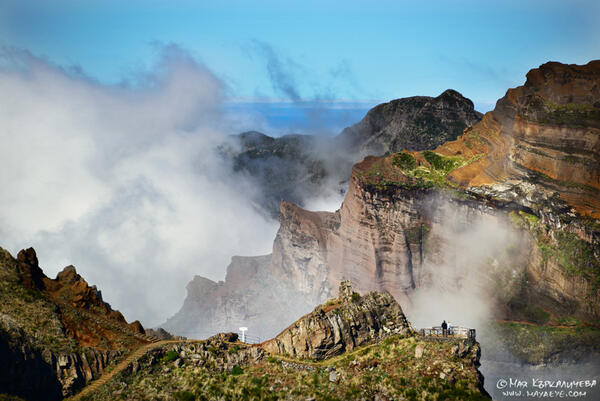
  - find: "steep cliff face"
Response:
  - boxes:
[0,247,155,400]
[263,281,413,360]
[433,61,600,321]
[166,61,599,348]
[441,60,600,219]
[330,60,600,323]
[163,254,317,340]
[222,132,333,217]
[164,173,525,340]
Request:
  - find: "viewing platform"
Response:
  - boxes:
[239,334,262,344]
[418,326,476,342]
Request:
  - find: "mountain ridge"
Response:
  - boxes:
[0,247,167,400]
[165,61,600,371]
[223,89,483,217]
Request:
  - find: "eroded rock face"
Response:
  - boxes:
[164,178,518,339]
[442,60,600,219]
[163,254,316,339]
[166,61,599,344]
[48,348,121,397]
[262,282,413,360]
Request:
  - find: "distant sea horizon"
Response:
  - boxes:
[222,99,494,137]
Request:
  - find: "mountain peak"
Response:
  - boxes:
[16,247,46,291]
[337,89,482,154]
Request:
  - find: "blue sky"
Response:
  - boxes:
[2,0,599,134]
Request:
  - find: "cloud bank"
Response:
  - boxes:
[0,46,278,327]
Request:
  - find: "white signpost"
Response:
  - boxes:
[239,327,248,343]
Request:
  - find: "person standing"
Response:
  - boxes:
[441,320,448,336]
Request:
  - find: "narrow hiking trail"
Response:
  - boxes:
[66,339,204,401]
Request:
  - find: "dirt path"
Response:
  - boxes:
[66,339,203,401]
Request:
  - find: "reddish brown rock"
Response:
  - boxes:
[2,246,152,399]
[128,320,145,335]
[165,60,600,342]
[16,247,46,291]
[443,60,600,218]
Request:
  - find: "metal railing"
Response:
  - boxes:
[419,326,475,340]
[240,334,262,344]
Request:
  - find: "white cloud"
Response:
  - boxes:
[0,46,278,327]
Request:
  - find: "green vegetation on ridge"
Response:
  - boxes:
[508,210,600,291]
[82,335,487,401]
[360,150,482,193]
[492,321,600,365]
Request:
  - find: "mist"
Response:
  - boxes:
[0,46,281,327]
[397,195,600,397]
[404,196,525,329]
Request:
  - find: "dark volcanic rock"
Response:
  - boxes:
[16,247,46,291]
[223,132,333,217]
[337,89,483,155]
[223,90,482,217]
[0,315,63,401]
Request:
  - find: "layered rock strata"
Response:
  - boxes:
[166,61,599,347]
[263,281,413,360]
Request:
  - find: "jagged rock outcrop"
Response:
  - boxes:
[0,247,153,400]
[48,348,122,396]
[76,308,489,400]
[166,61,599,348]
[263,281,413,360]
[16,247,46,291]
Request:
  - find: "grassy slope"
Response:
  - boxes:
[356,150,482,197]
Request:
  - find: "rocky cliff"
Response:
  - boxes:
[221,132,335,217]
[78,287,489,401]
[0,247,157,400]
[263,281,413,360]
[164,164,530,340]
[222,90,482,217]
[166,61,599,364]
